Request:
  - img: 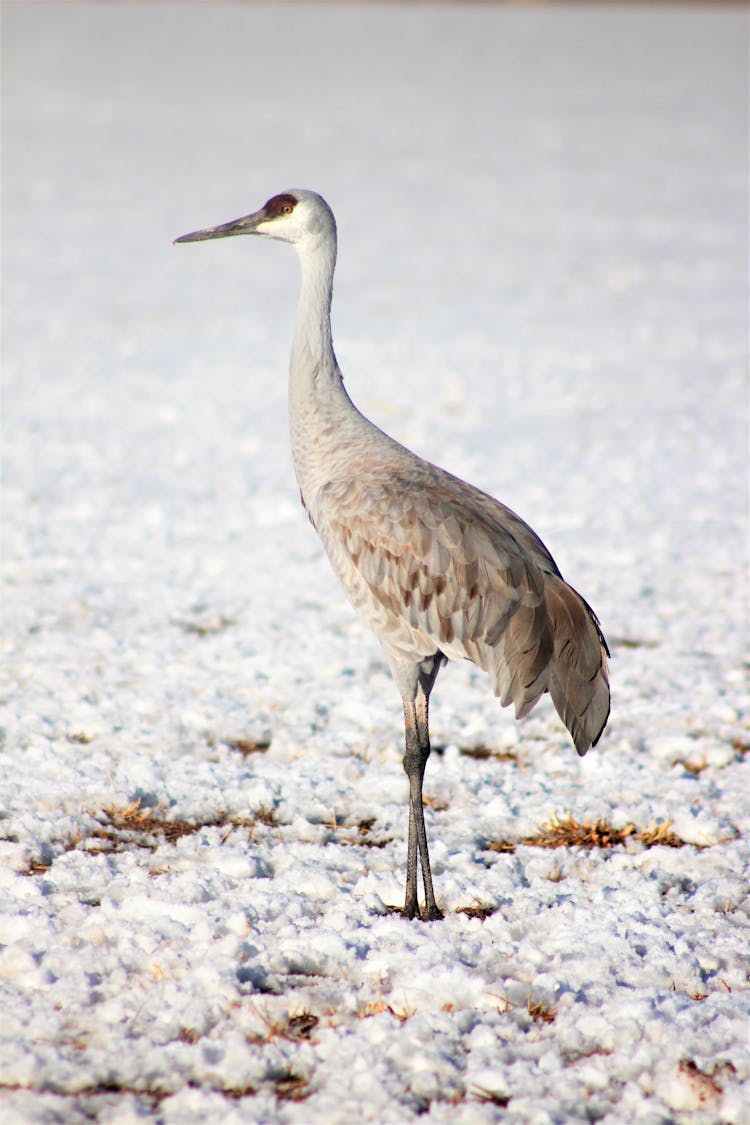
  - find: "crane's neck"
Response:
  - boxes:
[289,232,361,495]
[291,234,340,381]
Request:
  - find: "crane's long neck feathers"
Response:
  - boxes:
[288,231,367,498]
[291,234,339,384]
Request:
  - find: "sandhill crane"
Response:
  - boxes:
[175,190,610,921]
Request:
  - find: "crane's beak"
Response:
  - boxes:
[174,208,266,244]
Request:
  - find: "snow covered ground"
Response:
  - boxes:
[1,3,748,1122]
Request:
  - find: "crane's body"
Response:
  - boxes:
[176,190,610,920]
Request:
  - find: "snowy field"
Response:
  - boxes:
[2,3,749,1122]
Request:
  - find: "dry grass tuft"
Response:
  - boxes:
[22,858,52,876]
[22,799,281,872]
[459,745,517,762]
[421,794,449,812]
[638,820,686,848]
[254,804,279,827]
[526,813,636,849]
[97,799,280,843]
[673,757,708,777]
[677,1058,735,1104]
[487,813,691,854]
[246,1004,319,1047]
[225,738,271,756]
[271,1070,311,1102]
[355,996,414,1023]
[732,737,750,759]
[102,800,196,841]
[222,1083,258,1100]
[94,800,220,849]
[287,1011,319,1040]
[527,997,556,1024]
[320,815,393,850]
[456,902,497,920]
[0,1081,171,1107]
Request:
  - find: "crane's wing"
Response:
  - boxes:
[313,469,557,721]
[312,464,609,752]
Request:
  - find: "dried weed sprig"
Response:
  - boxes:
[487,812,691,854]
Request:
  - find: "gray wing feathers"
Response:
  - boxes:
[314,468,609,754]
[545,574,610,755]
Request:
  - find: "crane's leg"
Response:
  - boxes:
[402,680,443,921]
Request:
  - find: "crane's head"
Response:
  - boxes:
[174,189,335,249]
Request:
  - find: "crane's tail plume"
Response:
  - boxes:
[544,574,610,755]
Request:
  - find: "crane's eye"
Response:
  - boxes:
[265,193,298,218]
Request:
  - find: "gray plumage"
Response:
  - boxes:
[176,189,610,920]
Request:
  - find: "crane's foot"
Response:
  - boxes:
[401,899,444,922]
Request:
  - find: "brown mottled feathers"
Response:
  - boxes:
[314,463,609,754]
